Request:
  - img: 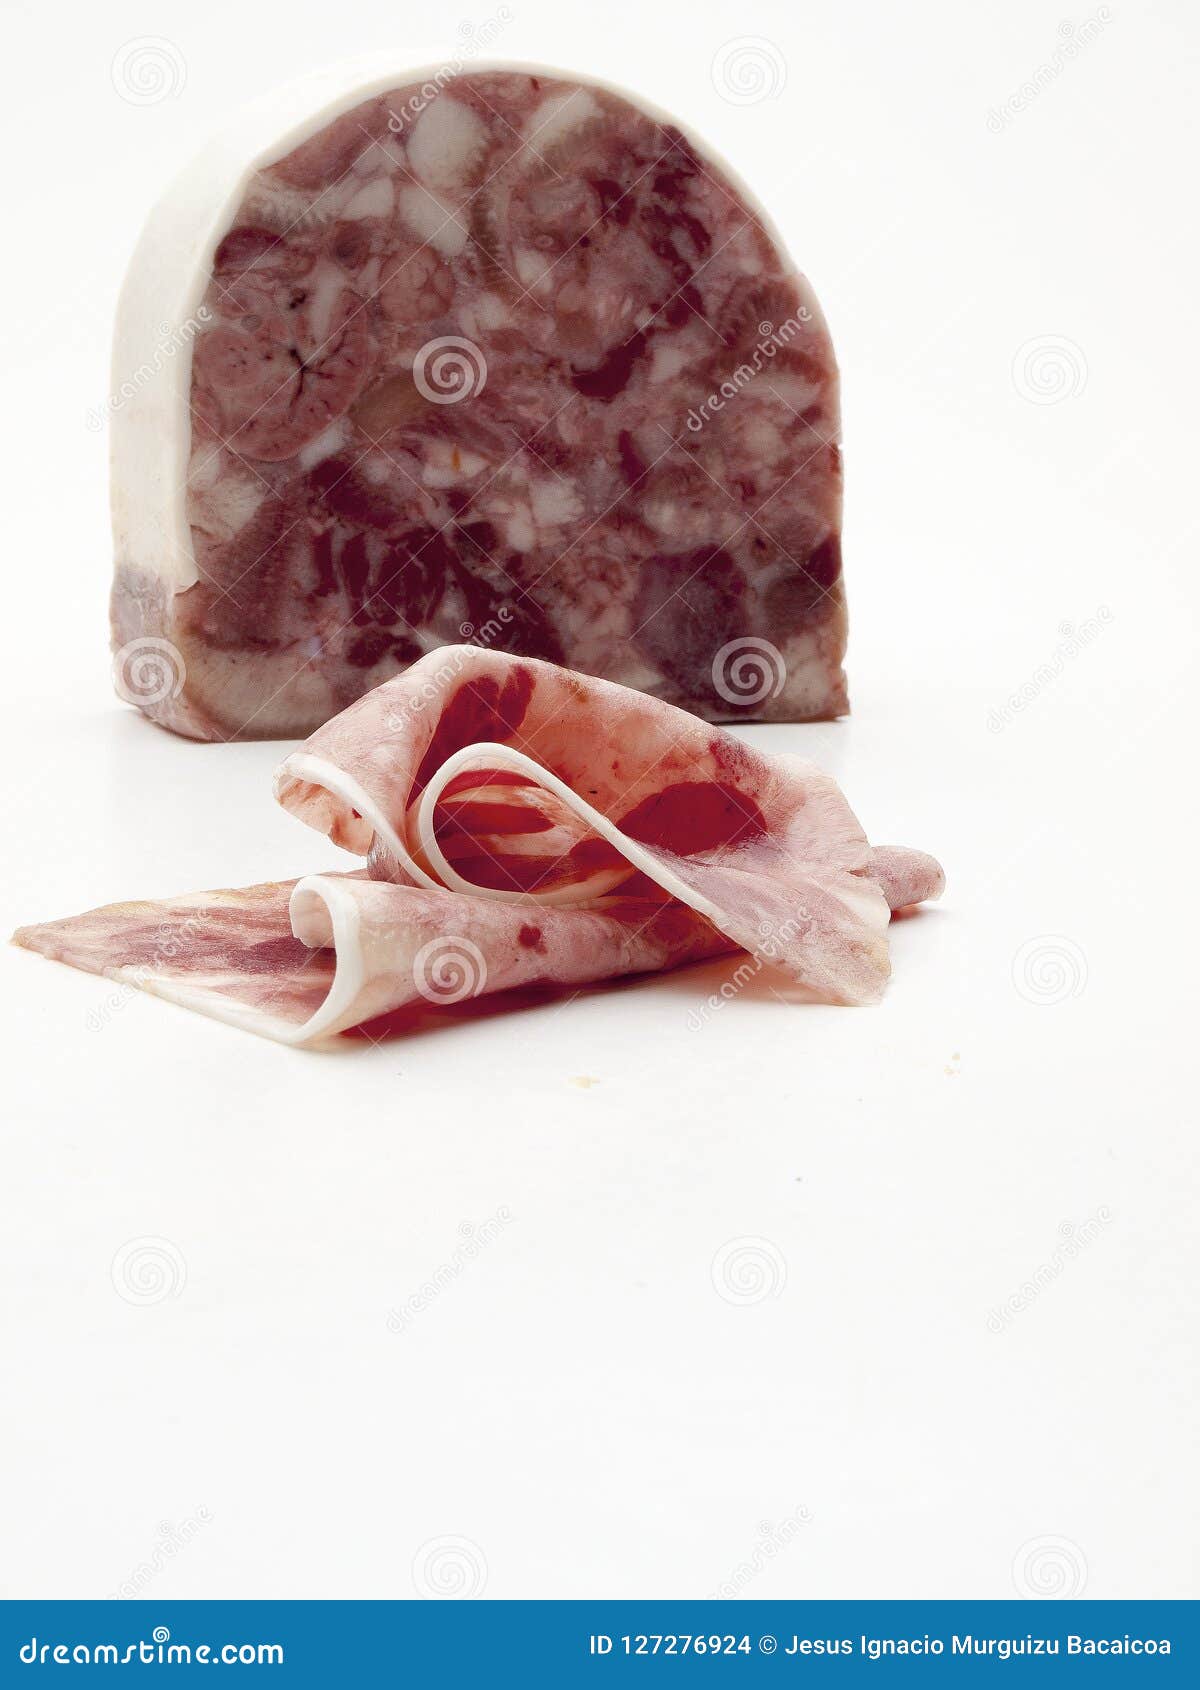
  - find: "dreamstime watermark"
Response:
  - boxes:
[987,11,1112,131]
[109,1510,214,1600]
[382,610,514,731]
[711,637,786,708]
[987,607,1112,731]
[387,1208,513,1333]
[412,1535,489,1597]
[687,916,802,1030]
[1012,1534,1089,1598]
[711,1237,787,1306]
[387,12,513,130]
[711,1507,813,1598]
[111,37,187,106]
[18,1632,282,1668]
[1011,935,1088,1006]
[987,1208,1112,1333]
[412,935,488,1004]
[88,308,212,432]
[458,607,513,646]
[711,37,787,105]
[86,910,212,1032]
[686,314,813,433]
[112,637,187,710]
[413,336,488,404]
[1011,335,1088,405]
[111,1237,188,1306]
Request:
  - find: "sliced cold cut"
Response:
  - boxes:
[13,874,729,1043]
[16,651,939,1042]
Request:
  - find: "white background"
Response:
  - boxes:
[1,0,1197,1603]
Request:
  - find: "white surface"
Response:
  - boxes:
[1,0,1197,1603]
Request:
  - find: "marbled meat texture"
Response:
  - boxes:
[128,71,847,738]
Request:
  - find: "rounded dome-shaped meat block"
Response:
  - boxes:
[110,63,847,740]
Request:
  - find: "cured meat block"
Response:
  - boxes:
[110,65,847,740]
[16,651,941,1043]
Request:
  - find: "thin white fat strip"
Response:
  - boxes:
[151,983,304,1043]
[275,752,438,888]
[283,875,366,1042]
[413,742,732,921]
[70,949,321,1047]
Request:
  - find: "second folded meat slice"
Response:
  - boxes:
[13,874,732,1042]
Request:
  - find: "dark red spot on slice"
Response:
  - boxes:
[567,836,625,873]
[438,768,540,800]
[411,668,536,796]
[618,781,766,854]
[435,801,554,840]
[443,850,565,894]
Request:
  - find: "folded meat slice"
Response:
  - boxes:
[273,645,939,1007]
[14,880,334,1042]
[14,648,943,1042]
[14,875,730,1044]
[863,845,946,912]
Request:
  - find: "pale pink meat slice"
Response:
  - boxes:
[15,651,942,1042]
[13,874,731,1043]
[864,846,947,911]
[275,647,940,1010]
